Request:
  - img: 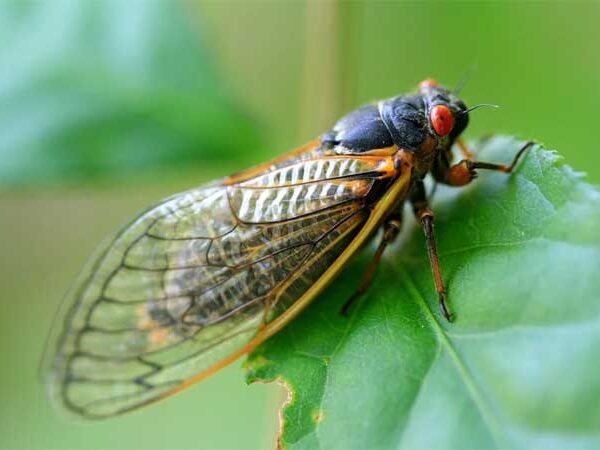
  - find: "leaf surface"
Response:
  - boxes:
[246,136,600,450]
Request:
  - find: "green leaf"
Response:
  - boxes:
[0,0,261,187]
[245,136,600,450]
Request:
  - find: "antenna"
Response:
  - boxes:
[462,103,500,114]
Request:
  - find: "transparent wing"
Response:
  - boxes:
[43,147,399,419]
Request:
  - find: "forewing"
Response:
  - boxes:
[43,146,399,418]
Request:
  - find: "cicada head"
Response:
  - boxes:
[378,80,469,156]
[417,78,469,143]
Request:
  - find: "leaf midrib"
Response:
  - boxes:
[400,266,510,449]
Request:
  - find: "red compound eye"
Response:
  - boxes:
[430,105,454,136]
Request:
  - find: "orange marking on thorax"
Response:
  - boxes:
[351,146,401,180]
[359,145,398,157]
[418,135,437,157]
[372,155,397,179]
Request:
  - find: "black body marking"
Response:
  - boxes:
[322,104,393,152]
[321,85,469,161]
[379,95,427,152]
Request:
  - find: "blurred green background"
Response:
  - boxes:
[1,1,598,449]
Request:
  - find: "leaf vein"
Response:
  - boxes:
[399,266,510,449]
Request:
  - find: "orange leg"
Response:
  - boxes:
[410,180,453,321]
[447,140,534,186]
[414,206,452,321]
[340,217,402,316]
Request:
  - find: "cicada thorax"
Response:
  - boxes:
[320,102,417,187]
[321,86,469,180]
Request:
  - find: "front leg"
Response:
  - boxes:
[411,181,453,322]
[442,140,534,187]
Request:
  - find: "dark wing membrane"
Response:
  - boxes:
[44,147,396,419]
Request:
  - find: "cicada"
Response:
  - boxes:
[43,79,531,419]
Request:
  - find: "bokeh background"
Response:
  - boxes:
[1,1,599,449]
